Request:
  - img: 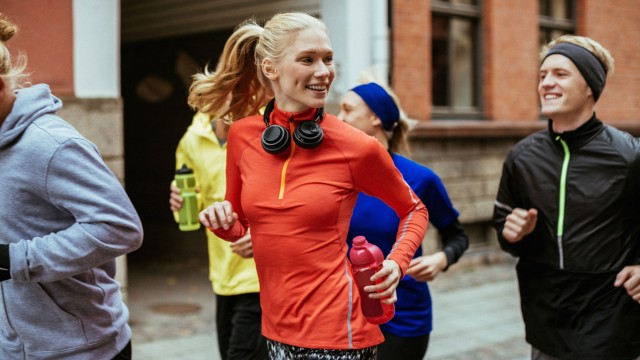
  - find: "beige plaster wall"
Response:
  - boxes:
[56,97,130,298]
[57,97,125,183]
[410,136,520,264]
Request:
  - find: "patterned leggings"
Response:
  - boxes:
[266,339,377,360]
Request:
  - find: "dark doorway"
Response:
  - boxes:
[121,28,233,261]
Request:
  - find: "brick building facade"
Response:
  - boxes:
[392,0,640,256]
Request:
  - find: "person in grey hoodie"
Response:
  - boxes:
[0,14,143,360]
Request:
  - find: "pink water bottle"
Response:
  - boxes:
[349,235,395,324]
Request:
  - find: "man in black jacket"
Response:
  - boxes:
[493,35,640,360]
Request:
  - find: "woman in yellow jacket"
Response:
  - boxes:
[169,111,265,360]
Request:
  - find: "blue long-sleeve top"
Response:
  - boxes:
[347,153,468,337]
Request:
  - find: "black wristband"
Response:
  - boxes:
[438,218,469,271]
[0,244,11,281]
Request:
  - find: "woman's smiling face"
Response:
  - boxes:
[267,27,335,113]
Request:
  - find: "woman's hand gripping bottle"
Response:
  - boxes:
[349,235,395,324]
[174,164,200,231]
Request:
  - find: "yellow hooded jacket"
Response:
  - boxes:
[174,112,259,295]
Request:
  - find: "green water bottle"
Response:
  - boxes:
[175,164,200,231]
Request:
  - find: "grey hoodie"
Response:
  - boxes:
[0,84,143,359]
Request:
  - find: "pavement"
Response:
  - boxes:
[127,251,530,360]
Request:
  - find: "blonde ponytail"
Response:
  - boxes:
[188,20,269,121]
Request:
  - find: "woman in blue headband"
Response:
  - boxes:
[338,81,469,360]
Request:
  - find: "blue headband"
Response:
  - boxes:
[350,83,400,131]
[543,42,607,102]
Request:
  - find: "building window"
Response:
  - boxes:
[539,0,575,48]
[431,0,481,119]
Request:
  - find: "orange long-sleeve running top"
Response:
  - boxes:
[212,103,429,350]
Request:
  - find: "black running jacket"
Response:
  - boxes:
[493,115,640,360]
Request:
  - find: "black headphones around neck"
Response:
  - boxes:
[261,99,324,154]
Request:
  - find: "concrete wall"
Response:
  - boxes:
[57,98,125,182]
[412,136,519,262]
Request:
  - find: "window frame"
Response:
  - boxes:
[431,0,483,120]
[538,0,576,47]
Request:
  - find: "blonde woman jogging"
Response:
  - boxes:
[192,12,429,360]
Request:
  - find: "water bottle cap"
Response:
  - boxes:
[176,164,193,174]
[352,236,367,247]
[350,236,384,266]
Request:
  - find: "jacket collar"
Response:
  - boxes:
[269,102,319,127]
[548,113,603,149]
